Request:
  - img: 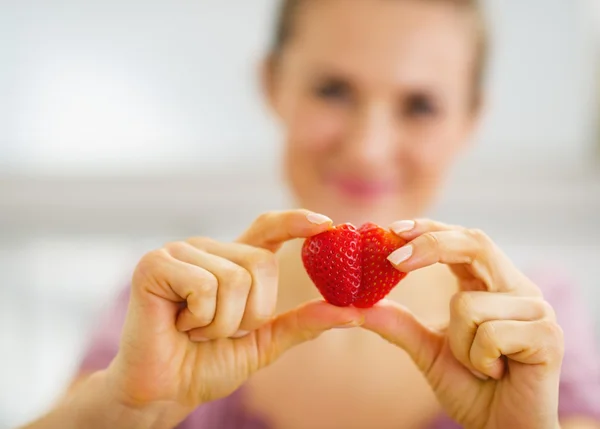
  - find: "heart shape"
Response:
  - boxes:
[301,222,408,308]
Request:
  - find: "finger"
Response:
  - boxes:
[359,300,444,377]
[189,253,252,339]
[449,292,555,375]
[166,244,253,339]
[386,228,535,295]
[387,228,486,273]
[165,242,224,332]
[389,218,454,241]
[470,319,564,380]
[242,300,364,370]
[132,248,219,332]
[236,210,332,252]
[187,238,279,332]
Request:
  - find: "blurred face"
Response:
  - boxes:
[266,0,480,227]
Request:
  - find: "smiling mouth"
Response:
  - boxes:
[327,175,396,200]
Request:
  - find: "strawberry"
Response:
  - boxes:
[353,222,408,308]
[301,223,362,307]
[302,222,408,308]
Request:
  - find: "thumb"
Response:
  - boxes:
[359,300,444,376]
[251,300,363,369]
[236,210,333,253]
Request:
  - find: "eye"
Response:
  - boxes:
[314,78,351,102]
[403,93,438,118]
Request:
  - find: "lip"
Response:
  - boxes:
[326,175,396,200]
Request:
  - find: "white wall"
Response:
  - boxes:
[0,0,598,173]
[593,0,600,42]
[0,0,279,173]
[475,0,597,167]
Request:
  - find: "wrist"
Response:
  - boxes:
[75,370,191,429]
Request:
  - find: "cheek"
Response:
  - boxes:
[286,99,347,154]
[406,120,466,173]
[282,98,346,194]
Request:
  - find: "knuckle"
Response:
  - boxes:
[450,292,476,320]
[290,311,319,343]
[422,232,441,249]
[522,297,556,322]
[186,236,216,250]
[196,273,219,296]
[538,299,557,321]
[255,211,278,226]
[467,228,489,243]
[163,241,189,258]
[466,228,493,250]
[245,248,278,273]
[296,326,319,344]
[477,321,498,348]
[539,322,565,363]
[465,228,493,262]
[224,265,253,291]
[524,297,545,314]
[297,328,318,343]
[135,248,169,278]
[541,320,564,343]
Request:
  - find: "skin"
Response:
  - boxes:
[271,0,477,227]
[22,1,599,428]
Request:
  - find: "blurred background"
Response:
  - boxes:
[1,0,599,427]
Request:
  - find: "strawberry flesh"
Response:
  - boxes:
[353,222,408,308]
[301,223,361,307]
[302,222,408,308]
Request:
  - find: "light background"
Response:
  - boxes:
[0,1,599,427]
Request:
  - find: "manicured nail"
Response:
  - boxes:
[470,369,489,381]
[307,213,332,225]
[231,330,250,339]
[387,245,413,265]
[390,220,416,235]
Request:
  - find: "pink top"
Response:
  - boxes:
[80,270,600,428]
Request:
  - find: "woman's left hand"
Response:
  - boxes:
[359,219,564,429]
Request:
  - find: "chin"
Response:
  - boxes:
[316,199,403,229]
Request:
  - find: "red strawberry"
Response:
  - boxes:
[302,222,408,308]
[301,223,362,307]
[353,222,408,308]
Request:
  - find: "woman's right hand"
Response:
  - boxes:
[104,210,363,423]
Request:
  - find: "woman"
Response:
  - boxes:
[24,0,600,428]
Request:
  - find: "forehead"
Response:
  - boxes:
[286,0,475,90]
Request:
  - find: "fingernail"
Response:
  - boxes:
[307,213,332,225]
[387,245,413,265]
[231,330,250,339]
[470,369,489,381]
[390,220,416,235]
[190,335,211,343]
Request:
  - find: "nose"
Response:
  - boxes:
[342,102,397,170]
